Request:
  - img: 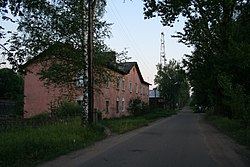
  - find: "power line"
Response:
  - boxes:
[108,0,153,76]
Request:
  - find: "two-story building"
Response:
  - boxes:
[23,52,150,118]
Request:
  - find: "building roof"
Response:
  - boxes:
[116,62,151,85]
[22,44,151,85]
[117,62,137,74]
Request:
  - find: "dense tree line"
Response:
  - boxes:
[144,0,250,123]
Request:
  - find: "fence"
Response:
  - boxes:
[0,100,16,117]
[0,116,78,129]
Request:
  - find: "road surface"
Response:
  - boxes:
[38,107,250,167]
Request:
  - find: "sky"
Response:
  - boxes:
[103,0,193,89]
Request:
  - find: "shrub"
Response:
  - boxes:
[128,98,149,116]
[51,101,81,118]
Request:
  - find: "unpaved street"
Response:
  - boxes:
[38,107,250,167]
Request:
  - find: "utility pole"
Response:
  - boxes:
[87,0,98,124]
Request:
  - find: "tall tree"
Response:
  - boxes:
[144,0,250,116]
[155,59,189,110]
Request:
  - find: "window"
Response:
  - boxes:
[129,82,132,93]
[105,100,110,113]
[116,78,120,90]
[135,83,138,94]
[116,98,119,113]
[122,78,125,91]
[122,98,125,112]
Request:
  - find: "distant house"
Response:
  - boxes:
[149,89,164,108]
[23,51,150,118]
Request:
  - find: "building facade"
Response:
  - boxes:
[94,62,150,118]
[24,59,150,118]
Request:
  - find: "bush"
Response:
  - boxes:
[128,98,149,116]
[51,101,81,118]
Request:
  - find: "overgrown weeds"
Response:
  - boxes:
[0,117,106,167]
[206,115,250,149]
[100,109,176,134]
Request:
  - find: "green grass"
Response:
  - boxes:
[0,109,176,167]
[206,115,250,149]
[100,109,176,134]
[100,117,148,134]
[0,118,106,167]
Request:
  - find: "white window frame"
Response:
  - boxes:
[129,82,132,93]
[122,98,125,112]
[122,78,125,91]
[116,78,120,90]
[116,98,119,113]
[135,83,138,94]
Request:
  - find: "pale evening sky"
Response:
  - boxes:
[104,0,193,88]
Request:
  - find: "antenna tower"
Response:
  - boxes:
[160,32,167,66]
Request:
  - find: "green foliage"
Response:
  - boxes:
[0,118,106,167]
[0,68,24,116]
[1,0,44,39]
[206,115,250,149]
[1,0,112,75]
[51,101,82,118]
[128,97,149,116]
[154,59,189,110]
[100,117,148,134]
[144,1,250,120]
[101,109,176,134]
[144,109,176,120]
[0,108,176,166]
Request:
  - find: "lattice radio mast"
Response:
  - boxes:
[160,32,167,66]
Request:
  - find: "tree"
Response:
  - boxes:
[144,0,250,117]
[2,0,110,70]
[0,68,23,115]
[1,0,116,124]
[155,59,189,110]
[0,0,24,39]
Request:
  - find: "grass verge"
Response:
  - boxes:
[206,115,250,149]
[100,109,176,134]
[0,117,106,167]
[0,109,176,166]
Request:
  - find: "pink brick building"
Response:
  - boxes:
[24,57,150,118]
